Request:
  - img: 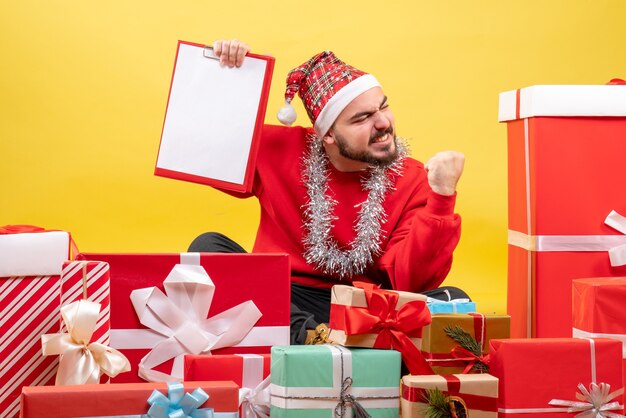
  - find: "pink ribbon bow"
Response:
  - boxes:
[130,263,263,382]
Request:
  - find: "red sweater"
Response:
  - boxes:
[230,124,461,292]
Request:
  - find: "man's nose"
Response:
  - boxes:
[373,112,391,130]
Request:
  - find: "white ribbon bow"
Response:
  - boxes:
[130,263,263,382]
[41,300,131,385]
[605,211,626,266]
[240,376,271,418]
[549,383,625,418]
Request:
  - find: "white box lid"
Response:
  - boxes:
[0,230,70,276]
[498,83,626,122]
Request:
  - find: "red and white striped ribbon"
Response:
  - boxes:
[60,261,110,346]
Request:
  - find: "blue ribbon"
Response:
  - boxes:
[146,383,214,418]
[83,383,239,418]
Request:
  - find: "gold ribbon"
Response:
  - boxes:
[41,300,130,385]
[549,383,625,418]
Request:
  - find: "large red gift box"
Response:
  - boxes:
[572,277,626,389]
[490,338,623,417]
[185,353,271,418]
[20,381,239,417]
[499,84,626,338]
[75,252,290,383]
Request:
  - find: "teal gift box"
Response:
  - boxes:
[270,345,400,418]
[427,299,476,314]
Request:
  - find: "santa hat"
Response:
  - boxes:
[277,51,381,137]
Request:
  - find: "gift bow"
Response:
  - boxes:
[549,383,625,418]
[605,211,626,267]
[41,300,130,385]
[239,376,271,418]
[147,382,214,418]
[342,282,433,375]
[0,224,46,234]
[335,377,371,418]
[450,346,491,374]
[130,263,262,382]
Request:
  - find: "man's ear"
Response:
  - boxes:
[322,129,335,145]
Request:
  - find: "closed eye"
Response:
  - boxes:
[349,96,389,123]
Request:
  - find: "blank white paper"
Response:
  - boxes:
[157,43,268,186]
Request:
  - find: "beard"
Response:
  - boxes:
[333,127,399,167]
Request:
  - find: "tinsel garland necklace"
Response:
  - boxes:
[302,133,407,279]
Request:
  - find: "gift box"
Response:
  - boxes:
[270,345,400,417]
[572,277,626,389]
[0,225,71,277]
[20,380,239,417]
[60,261,111,346]
[0,226,72,418]
[427,299,477,314]
[401,373,498,418]
[328,281,433,375]
[490,338,624,417]
[499,84,626,338]
[184,353,271,418]
[75,252,290,382]
[421,313,510,374]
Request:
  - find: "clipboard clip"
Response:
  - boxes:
[203,46,219,60]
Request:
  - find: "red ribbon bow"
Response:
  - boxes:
[340,282,434,375]
[0,225,47,234]
[450,346,491,374]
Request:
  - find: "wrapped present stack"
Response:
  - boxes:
[498,82,626,338]
[490,81,626,416]
[2,222,508,418]
[6,80,626,418]
[0,226,122,417]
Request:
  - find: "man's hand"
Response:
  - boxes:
[212,39,250,67]
[424,151,465,196]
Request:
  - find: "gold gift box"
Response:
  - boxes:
[421,314,510,374]
[401,373,498,418]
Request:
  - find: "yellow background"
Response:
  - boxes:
[2,1,625,314]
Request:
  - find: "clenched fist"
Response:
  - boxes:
[424,151,465,196]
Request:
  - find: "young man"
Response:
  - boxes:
[190,40,465,343]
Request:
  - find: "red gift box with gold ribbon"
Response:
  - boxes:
[328,281,433,375]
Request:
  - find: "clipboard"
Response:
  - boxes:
[155,40,275,193]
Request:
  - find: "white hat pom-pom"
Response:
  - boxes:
[277,100,297,126]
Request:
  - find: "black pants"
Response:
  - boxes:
[189,232,471,344]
